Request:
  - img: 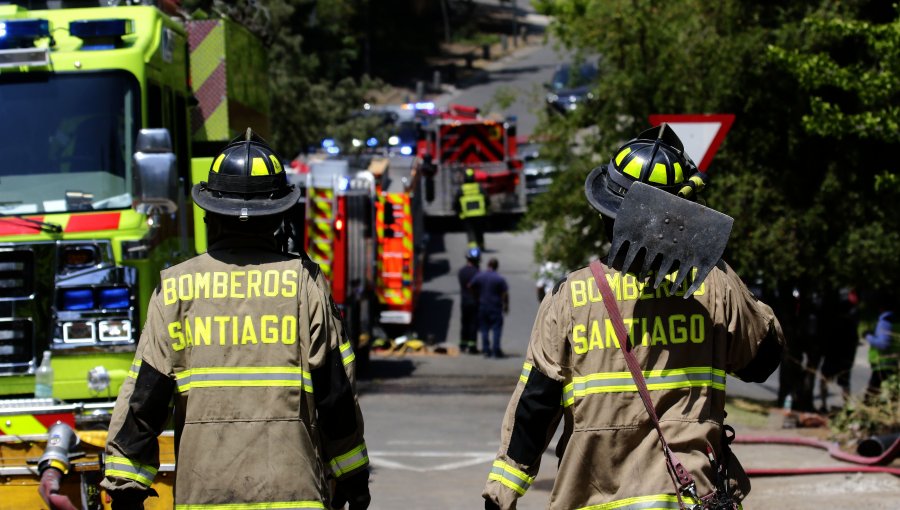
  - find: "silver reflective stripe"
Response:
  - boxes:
[127,359,142,379]
[562,385,575,407]
[174,367,314,393]
[519,362,532,384]
[562,367,725,407]
[488,460,534,496]
[571,371,725,394]
[576,494,700,510]
[339,341,356,366]
[175,501,326,509]
[329,443,368,477]
[105,455,157,487]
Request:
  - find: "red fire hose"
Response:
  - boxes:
[735,434,900,476]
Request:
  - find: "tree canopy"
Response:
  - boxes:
[526,0,900,298]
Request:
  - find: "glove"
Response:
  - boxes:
[331,469,371,510]
[38,467,78,510]
[484,498,501,510]
[110,488,152,510]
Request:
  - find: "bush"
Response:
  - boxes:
[830,374,900,442]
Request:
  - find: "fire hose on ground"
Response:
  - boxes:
[735,433,900,476]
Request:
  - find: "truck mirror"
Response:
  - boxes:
[133,128,178,214]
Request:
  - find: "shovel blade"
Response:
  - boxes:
[610,181,733,298]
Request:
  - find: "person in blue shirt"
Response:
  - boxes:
[864,296,900,394]
[469,257,509,358]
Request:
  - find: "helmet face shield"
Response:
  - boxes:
[192,128,302,218]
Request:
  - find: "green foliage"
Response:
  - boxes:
[527,0,900,296]
[483,85,518,112]
[831,374,900,441]
[768,12,900,142]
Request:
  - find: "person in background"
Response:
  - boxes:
[469,257,509,358]
[459,247,483,354]
[818,287,860,411]
[455,167,488,250]
[864,294,900,395]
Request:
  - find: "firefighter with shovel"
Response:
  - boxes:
[482,125,784,510]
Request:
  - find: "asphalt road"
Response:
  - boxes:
[436,39,561,138]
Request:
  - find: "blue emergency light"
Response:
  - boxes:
[0,19,51,49]
[98,287,130,310]
[69,18,133,50]
[366,137,378,147]
[61,289,94,311]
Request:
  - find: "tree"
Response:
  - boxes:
[526,0,900,297]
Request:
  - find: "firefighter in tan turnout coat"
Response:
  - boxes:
[483,126,784,510]
[101,130,370,509]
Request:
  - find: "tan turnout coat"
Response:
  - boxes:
[102,238,367,508]
[484,261,784,510]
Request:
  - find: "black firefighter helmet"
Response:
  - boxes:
[584,123,704,219]
[192,128,302,219]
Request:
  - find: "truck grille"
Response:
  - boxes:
[0,249,34,299]
[0,319,34,373]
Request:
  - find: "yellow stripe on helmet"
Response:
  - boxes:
[251,157,270,176]
[622,156,644,178]
[648,163,668,184]
[269,155,283,174]
[211,154,225,173]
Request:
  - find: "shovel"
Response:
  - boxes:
[608,181,733,297]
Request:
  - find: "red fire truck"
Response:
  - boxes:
[293,155,425,360]
[416,103,526,218]
[370,156,425,329]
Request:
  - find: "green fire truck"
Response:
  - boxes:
[0,2,268,403]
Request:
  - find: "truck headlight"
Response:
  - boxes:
[98,320,132,342]
[62,321,96,343]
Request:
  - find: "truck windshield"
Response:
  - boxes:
[0,71,141,215]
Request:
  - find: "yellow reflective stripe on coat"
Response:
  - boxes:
[519,362,532,384]
[329,442,369,477]
[488,460,535,496]
[339,341,356,366]
[127,359,142,379]
[174,366,314,393]
[562,367,726,407]
[105,456,157,487]
[175,502,325,509]
[576,494,702,510]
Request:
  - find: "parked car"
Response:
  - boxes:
[545,61,598,114]
[519,141,556,203]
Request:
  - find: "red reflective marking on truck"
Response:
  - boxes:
[0,216,46,235]
[34,412,77,431]
[65,212,121,232]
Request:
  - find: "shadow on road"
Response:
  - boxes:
[359,358,416,382]
[424,258,451,283]
[415,290,454,345]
